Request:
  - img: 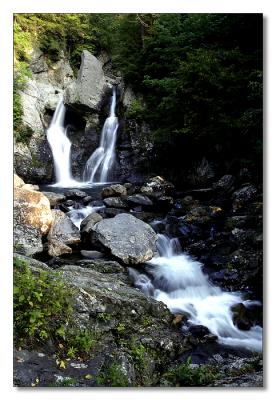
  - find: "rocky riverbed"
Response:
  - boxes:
[13,173,263,387]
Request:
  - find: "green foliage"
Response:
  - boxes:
[14,14,99,70]
[53,377,77,387]
[131,342,146,369]
[96,363,129,387]
[108,13,262,178]
[162,356,219,386]
[69,331,96,354]
[126,98,145,121]
[13,257,96,359]
[116,323,126,334]
[13,62,32,142]
[97,312,112,322]
[14,257,74,344]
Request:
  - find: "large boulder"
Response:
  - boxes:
[14,256,190,387]
[232,185,258,211]
[42,191,66,207]
[14,187,53,235]
[64,50,112,113]
[14,223,43,256]
[141,176,174,198]
[103,197,128,209]
[101,184,127,198]
[92,213,157,264]
[14,174,25,188]
[47,210,81,256]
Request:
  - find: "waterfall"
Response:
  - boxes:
[46,98,78,187]
[83,87,119,183]
[130,234,262,353]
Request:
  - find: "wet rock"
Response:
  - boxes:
[65,189,87,199]
[154,196,174,211]
[101,184,127,198]
[65,199,75,207]
[14,187,53,235]
[231,303,255,331]
[232,185,257,211]
[180,206,222,227]
[173,196,199,215]
[188,325,211,338]
[91,213,157,264]
[213,175,236,193]
[81,250,104,260]
[131,211,163,223]
[123,182,135,195]
[76,259,125,274]
[42,191,66,207]
[83,196,93,205]
[98,207,128,219]
[225,215,261,230]
[80,213,103,234]
[141,176,174,198]
[47,210,81,256]
[185,188,214,201]
[126,194,153,208]
[103,197,128,209]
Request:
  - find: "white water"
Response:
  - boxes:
[129,234,262,353]
[67,205,105,229]
[46,98,80,187]
[83,87,119,183]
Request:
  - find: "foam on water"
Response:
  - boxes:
[130,234,262,353]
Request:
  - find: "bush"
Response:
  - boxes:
[13,257,74,345]
[161,356,220,386]
[96,363,129,387]
[13,257,97,359]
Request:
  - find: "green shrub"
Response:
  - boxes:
[162,356,220,386]
[96,363,129,387]
[126,98,145,121]
[13,257,97,359]
[14,257,74,345]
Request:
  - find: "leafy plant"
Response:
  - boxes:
[96,363,129,387]
[14,257,74,344]
[13,257,96,359]
[162,356,219,386]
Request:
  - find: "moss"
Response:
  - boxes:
[96,363,129,387]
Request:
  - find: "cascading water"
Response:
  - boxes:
[83,87,119,183]
[46,98,79,187]
[129,234,262,352]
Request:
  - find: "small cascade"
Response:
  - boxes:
[46,98,79,187]
[83,87,119,183]
[130,233,262,352]
[67,205,105,229]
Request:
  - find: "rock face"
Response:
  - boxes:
[14,49,75,183]
[64,50,113,113]
[92,213,157,264]
[47,210,81,256]
[14,174,25,188]
[14,223,43,256]
[14,187,53,235]
[14,255,190,387]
